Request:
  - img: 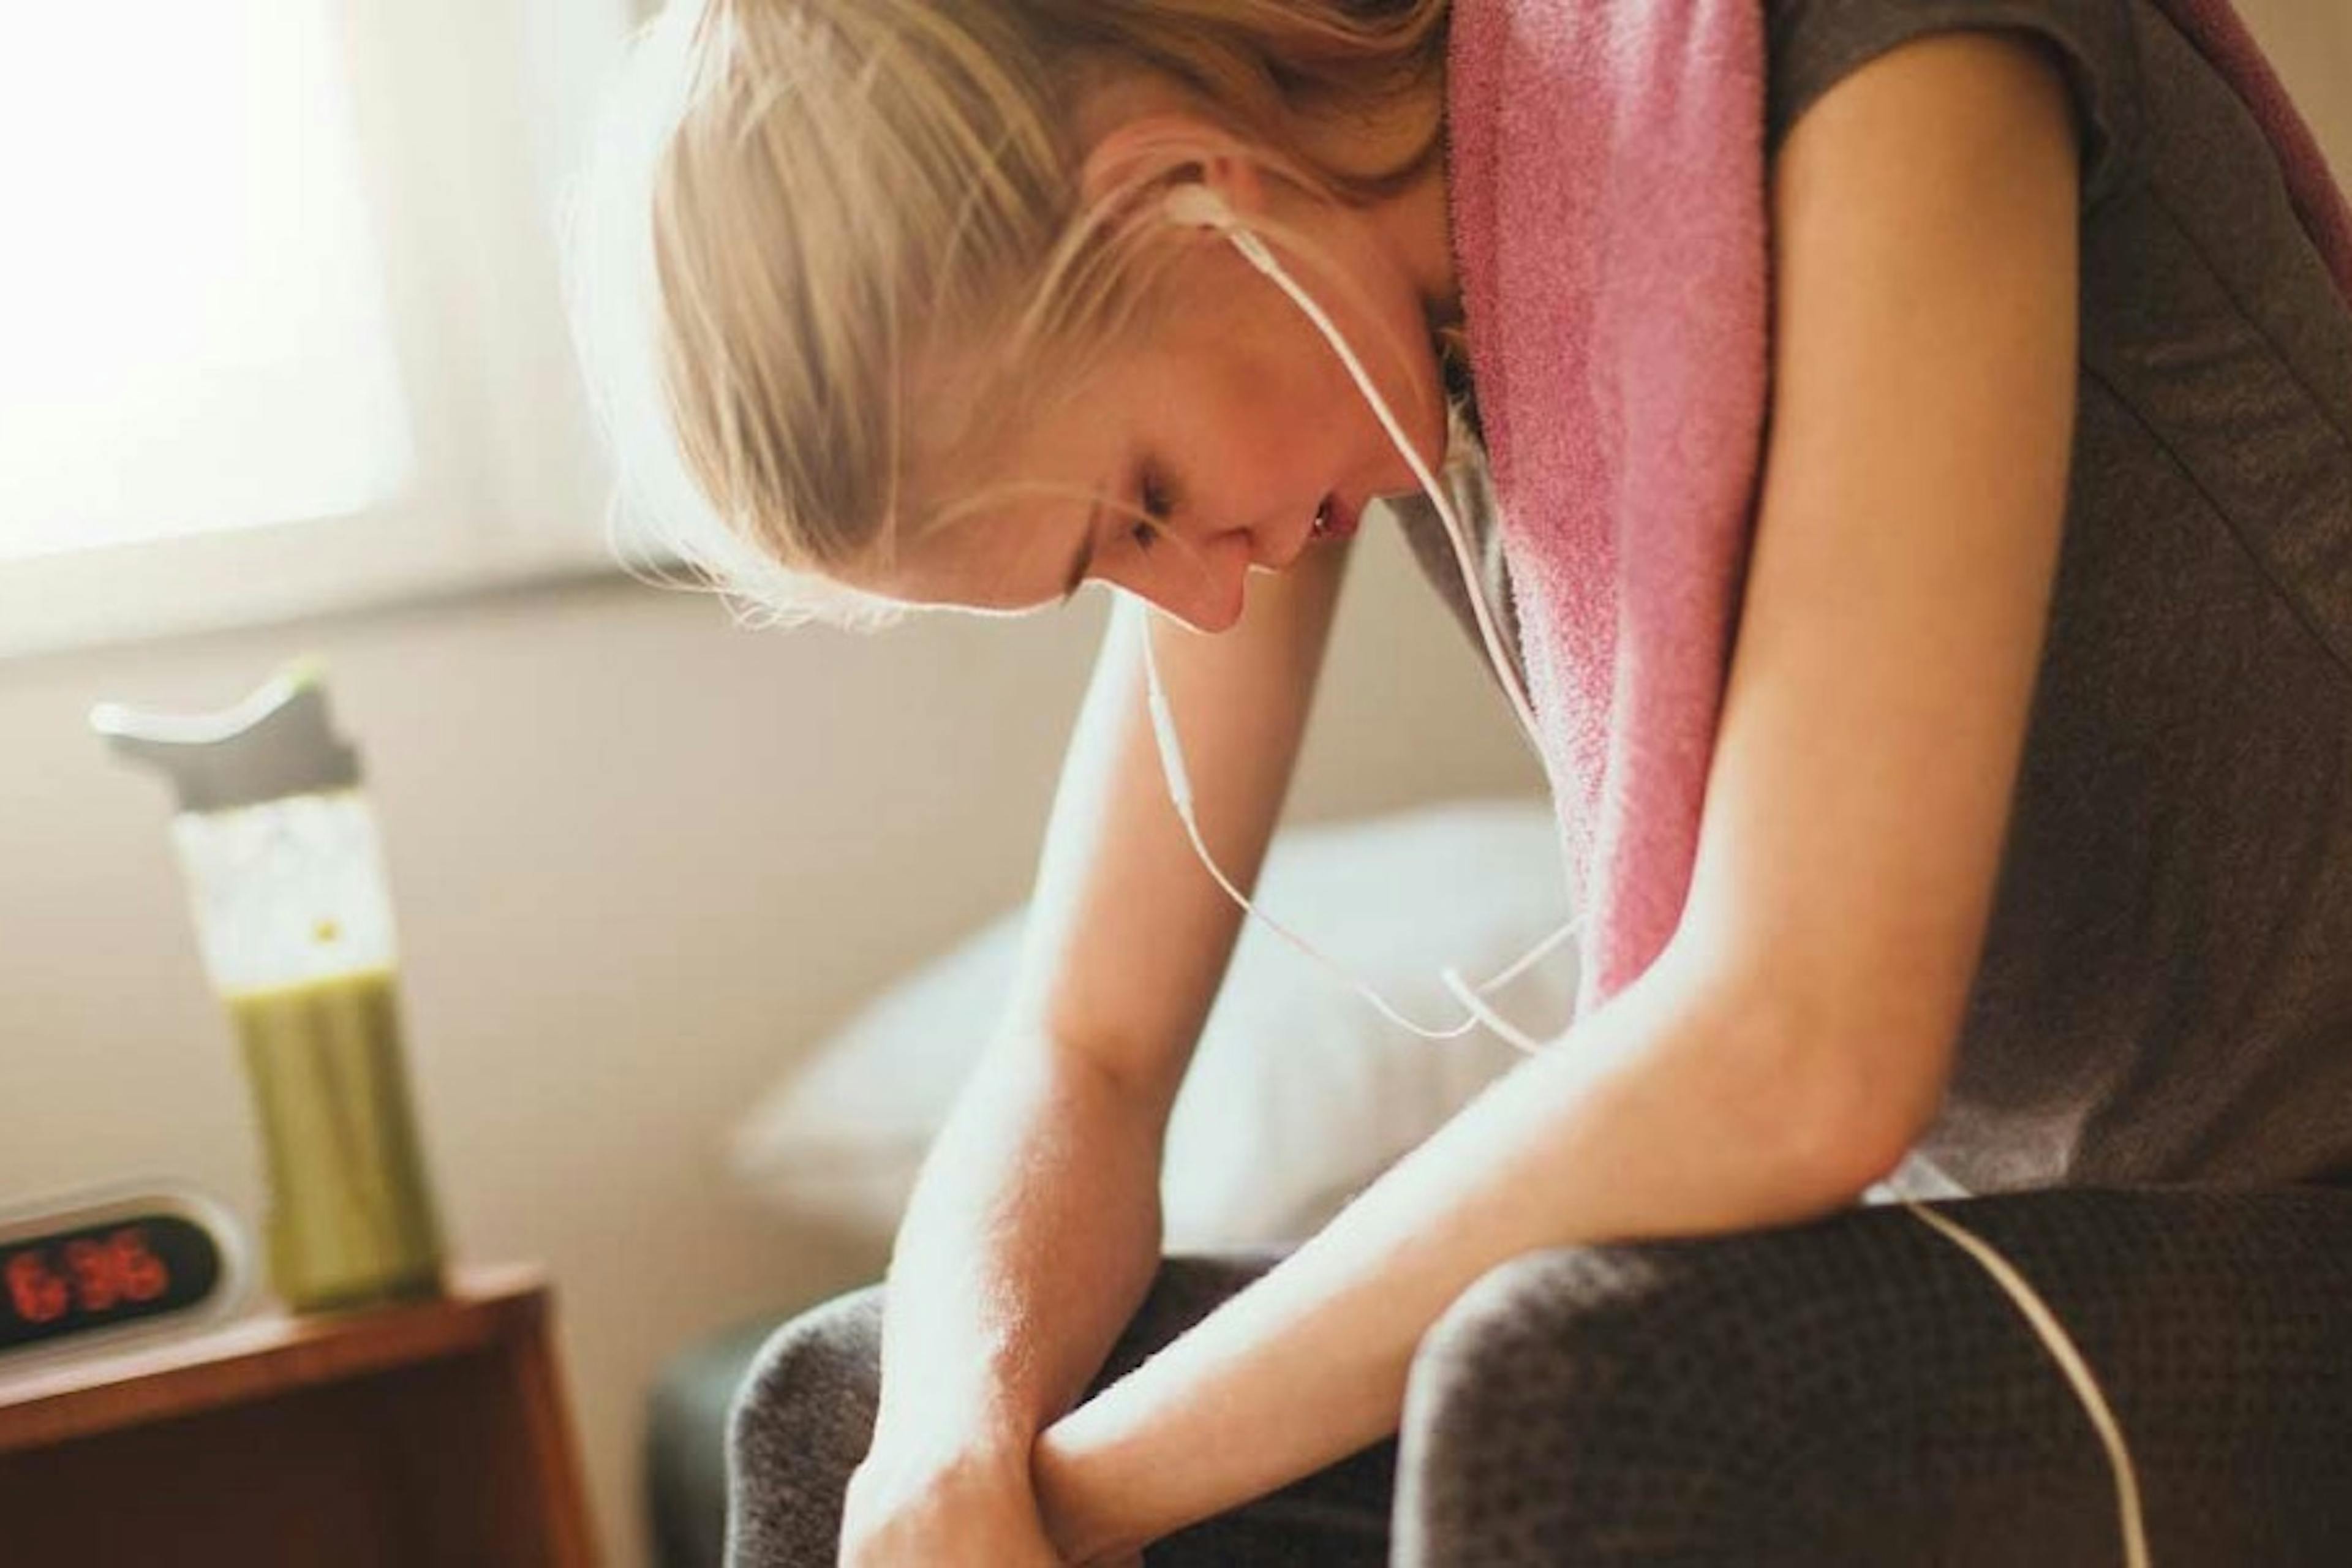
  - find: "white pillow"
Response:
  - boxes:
[728,797,1580,1250]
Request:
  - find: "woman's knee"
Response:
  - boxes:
[725,1285,887,1562]
[1396,1205,2195,1563]
[1397,1219,1948,1561]
[1405,1243,1776,1474]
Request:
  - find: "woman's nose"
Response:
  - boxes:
[1133,525,1253,633]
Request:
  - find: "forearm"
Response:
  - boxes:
[1034,948,1912,1558]
[869,1028,1168,1466]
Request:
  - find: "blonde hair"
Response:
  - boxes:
[570,0,1449,630]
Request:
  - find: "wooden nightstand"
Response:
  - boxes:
[0,1263,598,1566]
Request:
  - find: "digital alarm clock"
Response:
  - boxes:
[0,1182,249,1366]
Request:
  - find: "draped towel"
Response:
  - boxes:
[1444,0,2352,1022]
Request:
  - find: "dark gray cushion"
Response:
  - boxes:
[646,1313,799,1568]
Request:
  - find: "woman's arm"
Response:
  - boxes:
[1034,28,2085,1559]
[845,537,1353,1554]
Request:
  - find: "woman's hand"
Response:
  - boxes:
[839,1440,1065,1567]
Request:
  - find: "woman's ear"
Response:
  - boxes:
[1075,111,1268,226]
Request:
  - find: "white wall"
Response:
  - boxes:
[0,522,1541,1568]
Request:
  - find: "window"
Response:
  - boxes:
[0,0,631,657]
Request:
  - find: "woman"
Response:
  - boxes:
[574,0,2352,1561]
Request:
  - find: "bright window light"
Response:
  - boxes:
[0,0,412,563]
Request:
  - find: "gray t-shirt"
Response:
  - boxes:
[1396,0,2352,1191]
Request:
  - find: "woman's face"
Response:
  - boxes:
[870,177,1457,633]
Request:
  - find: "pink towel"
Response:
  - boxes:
[1445,0,2352,1024]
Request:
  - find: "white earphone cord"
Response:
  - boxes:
[1146,186,2147,1566]
[1139,622,1572,1044]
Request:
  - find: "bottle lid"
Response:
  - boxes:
[91,658,363,812]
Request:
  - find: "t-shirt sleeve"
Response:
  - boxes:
[1765,0,2144,209]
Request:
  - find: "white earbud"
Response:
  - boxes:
[1160,183,1236,232]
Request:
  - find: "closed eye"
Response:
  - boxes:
[1133,461,1177,551]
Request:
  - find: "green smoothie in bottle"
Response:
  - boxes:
[229,968,443,1308]
[95,663,449,1312]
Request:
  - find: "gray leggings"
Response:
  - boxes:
[726,1186,2352,1565]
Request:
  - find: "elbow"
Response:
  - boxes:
[1784,1090,1932,1211]
[1627,941,1959,1218]
[1695,967,1951,1212]
[1774,1028,1951,1209]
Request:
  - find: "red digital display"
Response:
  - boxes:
[6,1227,171,1322]
[1,1213,219,1354]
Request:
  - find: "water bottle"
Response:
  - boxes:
[92,662,447,1311]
